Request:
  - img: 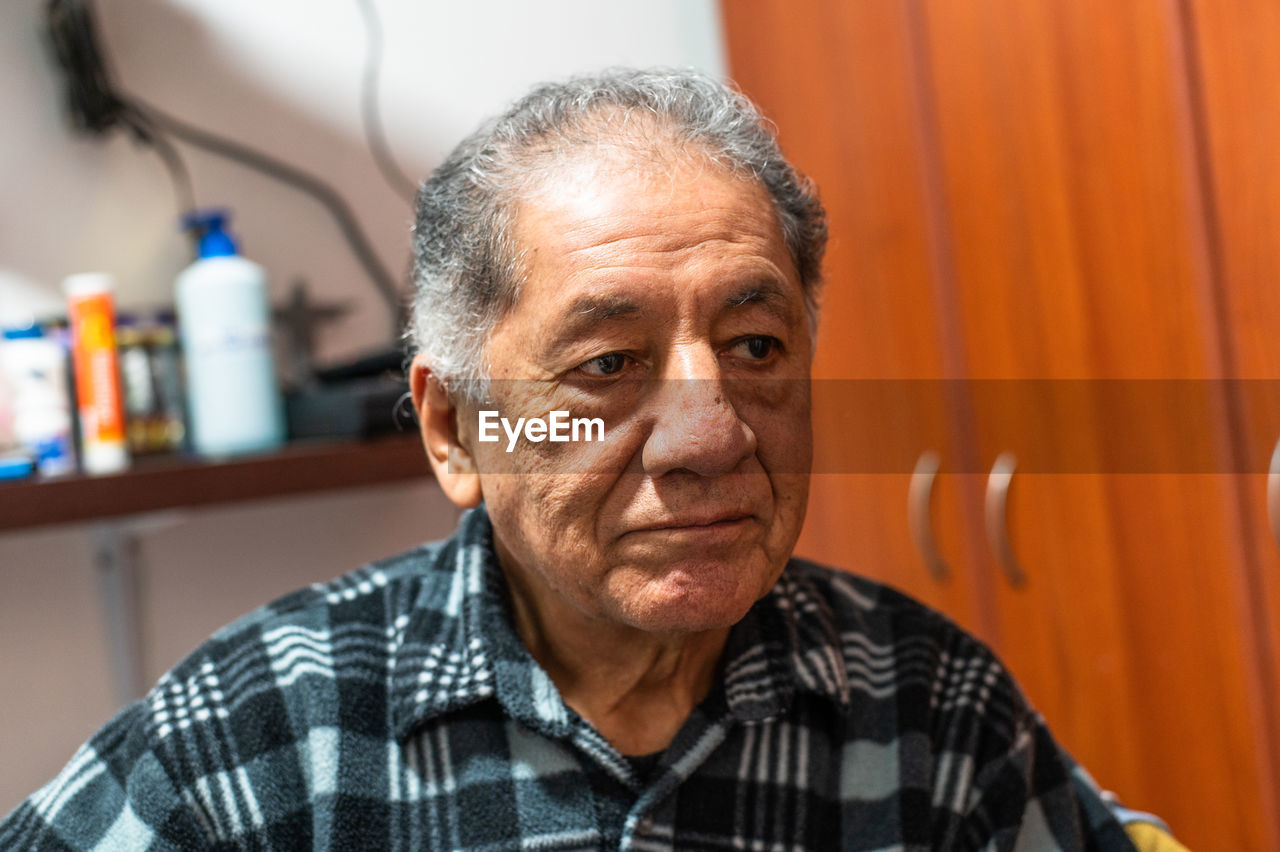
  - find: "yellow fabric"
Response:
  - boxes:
[1124,821,1192,852]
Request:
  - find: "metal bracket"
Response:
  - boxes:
[91,523,145,706]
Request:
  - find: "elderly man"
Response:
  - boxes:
[2,69,1151,850]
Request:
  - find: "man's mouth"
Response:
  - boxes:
[630,512,754,534]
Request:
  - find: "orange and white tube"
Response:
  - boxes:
[64,273,128,474]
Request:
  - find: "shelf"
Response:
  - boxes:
[0,434,432,532]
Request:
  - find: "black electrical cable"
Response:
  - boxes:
[132,118,198,217]
[43,0,126,134]
[43,0,197,215]
[355,0,419,204]
[41,0,408,338]
[128,96,407,331]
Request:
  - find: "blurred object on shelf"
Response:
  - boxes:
[64,273,128,475]
[0,321,76,476]
[176,210,284,458]
[0,342,13,454]
[0,454,36,483]
[274,278,354,389]
[273,279,405,442]
[116,313,186,456]
[285,347,410,441]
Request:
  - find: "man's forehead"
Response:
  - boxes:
[491,144,804,359]
[516,158,786,265]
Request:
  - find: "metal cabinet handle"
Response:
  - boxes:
[985,452,1027,588]
[1269,437,1280,553]
[909,451,948,581]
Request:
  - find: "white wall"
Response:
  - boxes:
[1,0,725,357]
[0,0,724,816]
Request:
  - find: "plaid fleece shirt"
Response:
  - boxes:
[1,507,1135,850]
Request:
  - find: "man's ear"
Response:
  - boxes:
[409,355,483,509]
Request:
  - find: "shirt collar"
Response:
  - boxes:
[391,506,852,741]
[720,567,853,721]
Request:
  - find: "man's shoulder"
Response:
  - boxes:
[0,531,480,849]
[781,556,999,662]
[187,541,446,660]
[142,535,463,740]
[212,540,449,644]
[773,560,1140,849]
[777,557,1027,733]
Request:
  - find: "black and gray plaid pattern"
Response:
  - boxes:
[1,507,1135,850]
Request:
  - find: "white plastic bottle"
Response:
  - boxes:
[175,211,284,457]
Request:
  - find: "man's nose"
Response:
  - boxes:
[640,347,757,477]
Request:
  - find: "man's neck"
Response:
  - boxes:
[500,559,730,757]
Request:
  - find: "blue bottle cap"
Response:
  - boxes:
[181,209,240,259]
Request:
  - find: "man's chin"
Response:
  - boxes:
[623,610,748,636]
[613,564,776,635]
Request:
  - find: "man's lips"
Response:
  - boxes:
[627,512,754,533]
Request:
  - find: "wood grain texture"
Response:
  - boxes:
[915,0,1273,845]
[724,0,1278,846]
[722,0,987,633]
[0,435,432,531]
[1184,0,1280,834]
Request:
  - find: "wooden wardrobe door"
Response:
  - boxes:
[723,0,986,634]
[916,0,1275,846]
[722,0,1279,844]
[1187,0,1280,830]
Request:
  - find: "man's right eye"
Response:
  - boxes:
[578,353,630,377]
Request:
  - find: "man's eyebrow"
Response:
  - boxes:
[724,283,798,325]
[569,294,642,322]
[539,284,798,361]
[538,294,642,359]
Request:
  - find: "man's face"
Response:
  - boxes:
[460,152,813,635]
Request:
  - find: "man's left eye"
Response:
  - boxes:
[732,335,781,360]
[578,352,631,377]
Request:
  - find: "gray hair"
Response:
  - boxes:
[411,67,827,400]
